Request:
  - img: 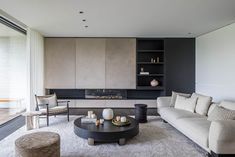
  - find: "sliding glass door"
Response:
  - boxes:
[0,22,27,125]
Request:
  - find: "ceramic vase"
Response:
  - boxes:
[102,108,114,120]
[150,79,159,87]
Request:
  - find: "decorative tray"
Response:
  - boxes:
[112,119,131,127]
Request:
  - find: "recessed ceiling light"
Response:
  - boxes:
[79,11,84,14]
[82,19,86,22]
[85,26,88,28]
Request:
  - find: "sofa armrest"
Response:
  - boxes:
[157,96,171,108]
[209,120,235,154]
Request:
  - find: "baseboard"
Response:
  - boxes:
[211,151,235,157]
[69,108,158,116]
[0,115,25,140]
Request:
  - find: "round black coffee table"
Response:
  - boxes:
[74,117,139,145]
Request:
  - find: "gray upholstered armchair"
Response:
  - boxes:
[35,93,70,126]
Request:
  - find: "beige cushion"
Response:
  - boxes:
[157,97,171,108]
[175,95,197,113]
[207,105,235,121]
[176,117,211,148]
[159,107,205,123]
[219,100,235,110]
[36,94,58,109]
[191,93,212,116]
[40,106,67,114]
[208,103,218,116]
[170,91,191,107]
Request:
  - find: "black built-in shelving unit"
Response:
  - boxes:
[136,38,165,96]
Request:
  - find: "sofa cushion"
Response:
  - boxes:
[208,103,218,116]
[159,107,205,123]
[191,93,212,116]
[219,100,235,110]
[175,95,197,113]
[170,91,191,107]
[176,117,211,148]
[207,105,235,121]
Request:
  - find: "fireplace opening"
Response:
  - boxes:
[85,89,127,99]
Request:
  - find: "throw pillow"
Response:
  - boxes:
[207,105,235,121]
[174,95,198,113]
[37,93,57,109]
[219,100,235,110]
[191,93,212,116]
[170,91,191,107]
[207,103,218,116]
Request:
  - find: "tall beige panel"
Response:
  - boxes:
[105,38,136,89]
[45,38,76,88]
[76,38,106,88]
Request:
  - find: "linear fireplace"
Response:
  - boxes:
[85,89,127,99]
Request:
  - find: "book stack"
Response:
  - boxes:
[81,116,97,124]
[140,72,149,75]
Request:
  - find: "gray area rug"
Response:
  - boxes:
[0,116,207,157]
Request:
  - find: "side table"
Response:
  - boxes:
[134,104,148,123]
[22,111,42,130]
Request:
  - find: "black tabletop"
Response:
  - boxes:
[74,116,137,133]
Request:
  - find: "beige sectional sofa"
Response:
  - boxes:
[157,96,235,157]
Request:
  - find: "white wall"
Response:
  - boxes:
[196,23,235,102]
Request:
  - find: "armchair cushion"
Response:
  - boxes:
[36,94,57,109]
[40,106,67,114]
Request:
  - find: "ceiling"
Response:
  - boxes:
[1,0,235,37]
[0,23,25,37]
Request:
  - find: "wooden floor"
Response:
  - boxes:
[0,109,24,125]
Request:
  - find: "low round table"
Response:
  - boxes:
[74,117,139,145]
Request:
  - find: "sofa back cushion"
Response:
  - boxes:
[175,95,198,113]
[207,105,235,121]
[170,91,191,107]
[219,100,235,110]
[191,93,212,116]
[207,103,218,116]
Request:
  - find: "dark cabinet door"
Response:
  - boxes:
[165,38,195,96]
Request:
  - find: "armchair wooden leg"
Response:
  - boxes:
[67,102,69,122]
[46,105,49,126]
[67,111,69,122]
[47,115,49,126]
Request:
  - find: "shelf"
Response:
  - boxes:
[137,62,164,65]
[137,74,164,77]
[136,86,165,90]
[137,50,164,53]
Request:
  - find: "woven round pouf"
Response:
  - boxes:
[15,131,60,157]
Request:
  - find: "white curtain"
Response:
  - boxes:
[27,28,44,111]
